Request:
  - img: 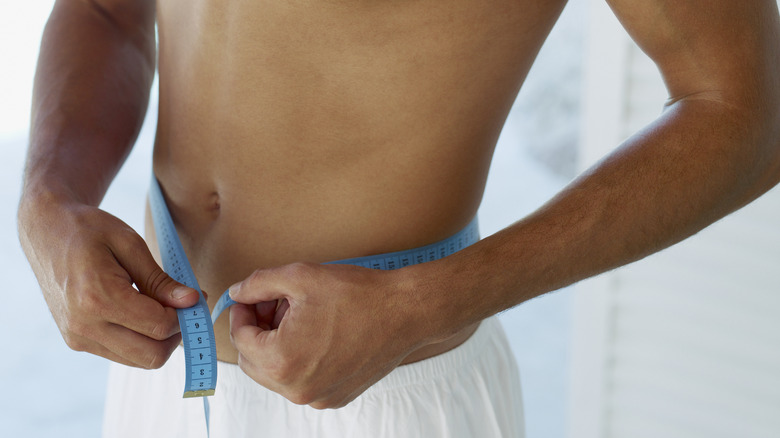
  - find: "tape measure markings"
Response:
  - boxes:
[210,218,479,323]
[149,177,218,398]
[151,173,480,398]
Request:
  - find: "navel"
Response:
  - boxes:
[207,191,221,218]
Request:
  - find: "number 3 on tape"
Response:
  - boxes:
[149,176,218,398]
[148,174,480,398]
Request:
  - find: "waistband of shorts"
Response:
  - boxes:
[212,316,504,398]
[362,315,503,395]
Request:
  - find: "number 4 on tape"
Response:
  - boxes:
[149,176,218,398]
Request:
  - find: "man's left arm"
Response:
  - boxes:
[418,0,780,337]
[228,0,780,408]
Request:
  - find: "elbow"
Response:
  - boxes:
[749,90,780,198]
[758,42,780,173]
[759,77,780,186]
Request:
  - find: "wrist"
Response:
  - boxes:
[17,181,88,251]
[394,257,473,347]
[19,181,76,220]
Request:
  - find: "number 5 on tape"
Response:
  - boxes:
[149,173,480,398]
[149,176,218,398]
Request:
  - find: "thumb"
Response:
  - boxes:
[117,237,201,308]
[143,268,201,309]
[228,264,306,304]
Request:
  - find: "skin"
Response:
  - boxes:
[18,0,780,411]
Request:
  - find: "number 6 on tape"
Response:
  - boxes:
[149,176,218,398]
[149,173,481,399]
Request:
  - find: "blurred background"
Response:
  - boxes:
[2,1,778,437]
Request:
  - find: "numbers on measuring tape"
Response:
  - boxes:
[186,318,207,333]
[150,177,219,398]
[152,174,479,399]
[187,334,211,350]
[191,365,213,380]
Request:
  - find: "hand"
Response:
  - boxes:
[228,262,428,409]
[18,198,200,368]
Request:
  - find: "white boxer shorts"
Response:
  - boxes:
[102,316,524,437]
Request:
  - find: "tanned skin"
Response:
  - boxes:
[19,0,780,409]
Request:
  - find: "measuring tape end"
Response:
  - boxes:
[183,389,216,398]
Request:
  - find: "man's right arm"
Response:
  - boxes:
[17,0,199,369]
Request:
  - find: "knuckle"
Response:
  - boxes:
[145,356,166,370]
[71,289,101,314]
[282,262,316,281]
[287,388,316,406]
[144,268,172,300]
[265,363,288,384]
[127,228,147,248]
[309,400,331,410]
[66,272,109,316]
[116,225,146,252]
[143,348,171,370]
[267,354,296,384]
[288,262,313,274]
[269,359,320,406]
[62,331,87,352]
[148,321,173,341]
[246,269,264,286]
[66,319,89,339]
[236,355,254,376]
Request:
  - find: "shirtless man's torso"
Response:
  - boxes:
[18,0,780,432]
[150,0,566,364]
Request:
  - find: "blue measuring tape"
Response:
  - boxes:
[149,177,219,398]
[209,216,482,323]
[149,175,480,400]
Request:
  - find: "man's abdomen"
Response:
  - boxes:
[149,0,566,362]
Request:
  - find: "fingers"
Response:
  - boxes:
[102,286,183,340]
[236,352,282,396]
[61,273,184,359]
[112,229,200,309]
[62,331,140,368]
[229,302,260,342]
[229,303,278,373]
[228,265,299,332]
[230,303,286,396]
[66,227,189,360]
[224,262,411,409]
[66,249,183,342]
[254,300,278,330]
[272,299,289,329]
[229,294,341,407]
[62,319,182,369]
[25,202,194,369]
[99,323,183,369]
[228,262,316,304]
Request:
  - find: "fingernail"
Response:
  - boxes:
[173,287,192,300]
[228,283,241,299]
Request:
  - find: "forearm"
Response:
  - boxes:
[21,0,155,212]
[413,96,780,340]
